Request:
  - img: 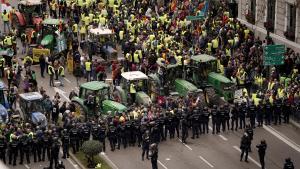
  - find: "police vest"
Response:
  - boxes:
[133,52,140,63]
[225,48,231,57]
[85,61,91,71]
[278,88,284,98]
[77,0,83,6]
[212,39,218,48]
[267,82,275,90]
[80,26,86,34]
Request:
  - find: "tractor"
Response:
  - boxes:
[12,0,43,34]
[18,92,47,127]
[38,18,67,55]
[186,54,235,104]
[115,71,152,106]
[71,81,127,121]
[148,58,203,106]
[82,27,118,62]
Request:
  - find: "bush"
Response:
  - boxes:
[81,140,102,168]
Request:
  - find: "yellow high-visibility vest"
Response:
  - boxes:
[267,81,275,90]
[48,66,54,75]
[119,30,124,40]
[72,24,78,32]
[278,88,284,98]
[80,26,86,34]
[133,52,140,63]
[85,61,91,71]
[228,39,234,46]
[212,39,218,48]
[2,13,9,21]
[130,83,136,93]
[207,43,212,52]
[225,48,231,57]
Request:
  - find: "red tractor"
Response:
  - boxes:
[12,0,44,34]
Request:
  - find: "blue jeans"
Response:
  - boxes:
[3,21,10,33]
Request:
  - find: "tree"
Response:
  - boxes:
[81,140,102,168]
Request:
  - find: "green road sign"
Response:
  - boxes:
[263,44,285,66]
[186,14,204,21]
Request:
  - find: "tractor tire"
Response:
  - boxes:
[72,101,86,121]
[205,87,220,107]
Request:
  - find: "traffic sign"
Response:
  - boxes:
[263,44,285,66]
[186,14,204,21]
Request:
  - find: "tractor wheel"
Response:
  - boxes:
[205,87,220,107]
[72,101,86,121]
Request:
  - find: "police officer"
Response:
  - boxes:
[61,129,70,159]
[69,124,79,154]
[9,135,18,166]
[141,130,150,161]
[0,134,7,164]
[211,105,218,134]
[173,110,181,138]
[239,102,247,129]
[256,140,267,169]
[42,130,52,161]
[134,119,142,147]
[91,122,100,141]
[264,99,272,125]
[283,158,294,169]
[31,133,42,162]
[168,114,175,139]
[47,137,60,169]
[108,123,117,151]
[202,107,210,134]
[181,113,189,143]
[219,105,226,132]
[257,101,264,127]
[151,121,160,144]
[283,98,291,124]
[191,110,199,139]
[224,104,231,130]
[19,134,30,164]
[231,103,239,131]
[245,125,254,152]
[248,101,256,128]
[149,143,158,169]
[82,123,91,142]
[274,98,282,125]
[240,132,250,162]
[158,114,165,141]
[99,121,107,152]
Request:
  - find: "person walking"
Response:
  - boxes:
[149,143,158,169]
[48,63,55,87]
[240,132,250,162]
[58,64,65,86]
[1,10,10,33]
[85,59,92,82]
[256,140,267,169]
[141,130,150,161]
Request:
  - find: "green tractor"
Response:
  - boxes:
[115,71,152,106]
[71,81,127,121]
[148,58,203,106]
[39,18,67,54]
[187,54,235,103]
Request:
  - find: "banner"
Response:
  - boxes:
[32,48,50,63]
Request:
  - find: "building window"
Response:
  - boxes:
[284,4,296,41]
[265,0,275,32]
[246,0,256,24]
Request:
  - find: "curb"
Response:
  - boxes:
[290,119,300,129]
[69,152,87,169]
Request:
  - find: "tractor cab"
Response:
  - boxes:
[71,81,127,120]
[87,27,117,61]
[116,71,151,106]
[13,0,43,32]
[39,18,67,54]
[19,92,47,127]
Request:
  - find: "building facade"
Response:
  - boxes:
[237,0,300,52]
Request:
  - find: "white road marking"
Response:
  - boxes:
[166,158,171,161]
[233,146,262,168]
[263,125,300,153]
[64,78,71,83]
[199,156,214,168]
[59,150,79,169]
[178,138,193,150]
[218,134,228,141]
[100,153,119,169]
[158,160,168,169]
[24,164,31,169]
